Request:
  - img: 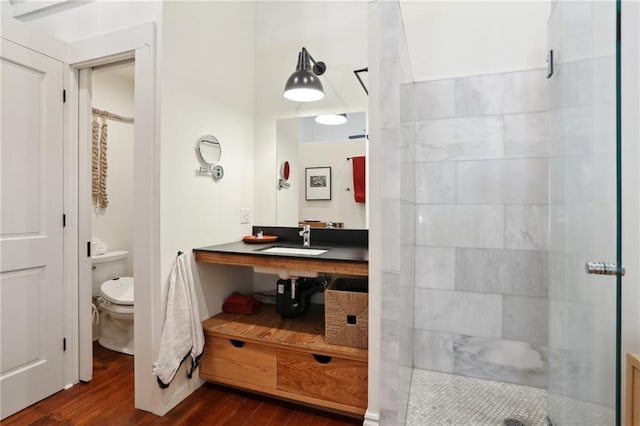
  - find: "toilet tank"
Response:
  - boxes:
[91,250,128,297]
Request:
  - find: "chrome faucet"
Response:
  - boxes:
[299,225,311,247]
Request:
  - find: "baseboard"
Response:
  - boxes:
[363,409,380,426]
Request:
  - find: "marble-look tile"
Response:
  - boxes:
[547,348,615,409]
[399,326,414,367]
[415,162,456,204]
[398,365,412,425]
[502,69,549,114]
[401,155,415,203]
[455,69,548,117]
[455,73,506,116]
[563,105,592,157]
[401,201,415,246]
[415,246,455,290]
[504,112,550,158]
[381,271,400,317]
[413,329,454,372]
[400,122,414,152]
[382,318,400,342]
[407,369,547,426]
[563,59,594,108]
[456,159,549,204]
[414,289,502,338]
[380,409,400,426]
[414,116,503,162]
[592,55,616,106]
[400,246,415,297]
[547,300,565,350]
[549,61,564,112]
[399,82,414,123]
[378,0,402,60]
[503,296,548,346]
[380,339,400,415]
[547,390,614,426]
[414,79,456,120]
[381,201,401,272]
[504,204,549,250]
[381,127,401,200]
[452,336,548,388]
[456,248,548,297]
[379,58,401,129]
[416,204,504,249]
[563,301,615,354]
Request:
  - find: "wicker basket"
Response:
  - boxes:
[324,278,368,348]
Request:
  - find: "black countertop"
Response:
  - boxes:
[193,226,368,263]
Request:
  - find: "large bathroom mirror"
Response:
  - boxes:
[276,112,367,229]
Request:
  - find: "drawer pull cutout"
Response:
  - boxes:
[312,354,332,364]
[229,339,245,348]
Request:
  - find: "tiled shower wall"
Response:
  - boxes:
[410,69,550,389]
[372,1,415,424]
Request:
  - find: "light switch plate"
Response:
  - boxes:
[240,208,250,224]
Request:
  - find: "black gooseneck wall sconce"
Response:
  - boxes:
[283,47,326,102]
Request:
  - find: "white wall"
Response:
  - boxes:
[253,2,368,226]
[275,118,299,226]
[400,1,549,81]
[8,1,162,43]
[91,64,135,275]
[159,1,256,412]
[298,139,366,229]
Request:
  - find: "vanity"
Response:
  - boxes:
[194,226,368,417]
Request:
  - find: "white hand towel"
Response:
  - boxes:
[91,238,108,255]
[178,253,204,377]
[152,252,204,387]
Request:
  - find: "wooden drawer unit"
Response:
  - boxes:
[200,336,277,389]
[201,306,368,417]
[277,349,368,409]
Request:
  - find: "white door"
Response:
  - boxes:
[0,38,65,420]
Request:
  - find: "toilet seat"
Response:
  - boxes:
[100,277,134,305]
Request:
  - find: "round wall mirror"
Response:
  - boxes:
[197,135,222,165]
[281,161,291,181]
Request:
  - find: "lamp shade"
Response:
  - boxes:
[315,113,348,125]
[283,49,325,102]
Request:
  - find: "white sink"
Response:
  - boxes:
[259,247,328,256]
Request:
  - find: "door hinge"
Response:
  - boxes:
[63,89,66,103]
[63,214,66,227]
[546,50,554,79]
[63,338,67,351]
[87,241,91,258]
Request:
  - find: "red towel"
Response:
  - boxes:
[352,156,366,203]
[222,292,262,314]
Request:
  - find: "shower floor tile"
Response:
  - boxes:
[407,369,546,426]
[547,393,614,425]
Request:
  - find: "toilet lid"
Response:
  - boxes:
[100,277,134,305]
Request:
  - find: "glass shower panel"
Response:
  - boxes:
[548,1,619,425]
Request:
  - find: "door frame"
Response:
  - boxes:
[67,23,160,413]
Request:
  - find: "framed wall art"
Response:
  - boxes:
[305,167,332,201]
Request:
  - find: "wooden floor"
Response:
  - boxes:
[3,342,363,425]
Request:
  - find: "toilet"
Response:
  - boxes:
[91,250,134,355]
